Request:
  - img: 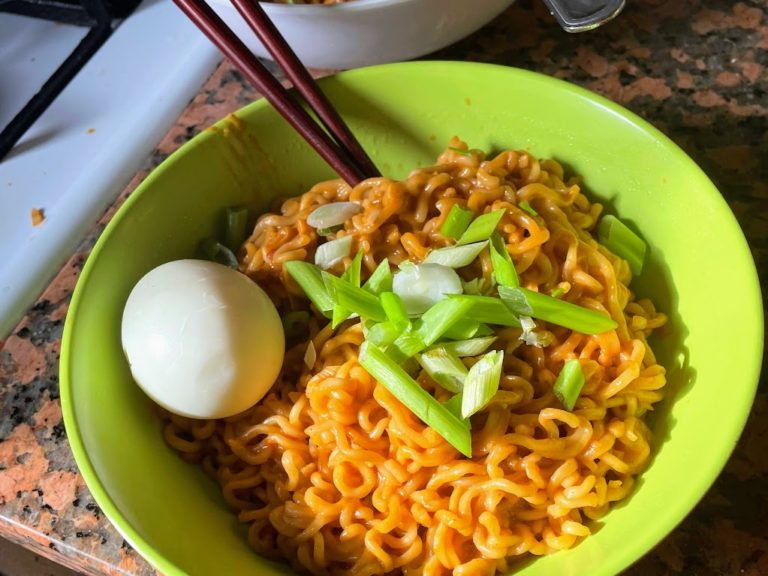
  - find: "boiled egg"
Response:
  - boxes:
[121,259,284,419]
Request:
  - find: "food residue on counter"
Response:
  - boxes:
[31,208,45,227]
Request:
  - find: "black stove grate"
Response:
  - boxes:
[0,0,142,160]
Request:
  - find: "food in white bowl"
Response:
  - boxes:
[208,0,515,69]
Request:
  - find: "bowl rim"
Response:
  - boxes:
[240,0,423,13]
[60,60,763,576]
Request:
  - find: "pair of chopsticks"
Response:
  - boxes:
[172,0,380,186]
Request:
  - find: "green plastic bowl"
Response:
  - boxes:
[61,62,762,576]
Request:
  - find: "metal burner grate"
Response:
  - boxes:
[0,0,142,160]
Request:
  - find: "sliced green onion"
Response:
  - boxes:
[332,249,364,327]
[551,287,565,298]
[225,207,249,251]
[401,356,421,377]
[322,272,386,322]
[448,295,520,327]
[443,319,484,340]
[387,330,427,363]
[417,297,475,346]
[598,215,646,276]
[461,350,504,418]
[433,336,497,357]
[282,310,310,342]
[457,209,505,246]
[424,240,488,268]
[304,341,316,368]
[367,321,401,348]
[307,201,362,229]
[498,286,617,334]
[359,342,472,457]
[201,238,238,269]
[442,394,466,421]
[461,276,496,296]
[440,204,474,239]
[345,249,363,287]
[448,145,473,157]
[284,260,334,318]
[489,232,519,288]
[317,224,343,236]
[553,359,585,410]
[363,259,393,295]
[392,263,463,316]
[315,235,353,270]
[417,348,468,393]
[519,315,551,347]
[519,201,538,217]
[380,292,409,331]
[473,324,495,337]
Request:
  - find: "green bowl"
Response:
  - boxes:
[61,62,762,576]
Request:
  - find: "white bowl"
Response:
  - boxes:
[208,0,516,69]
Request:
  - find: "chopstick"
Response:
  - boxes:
[230,0,381,180]
[171,0,378,186]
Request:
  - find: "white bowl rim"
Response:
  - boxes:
[230,0,428,13]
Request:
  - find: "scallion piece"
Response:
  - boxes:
[424,240,489,268]
[304,341,316,368]
[447,295,520,327]
[322,272,386,322]
[448,146,473,157]
[474,324,495,337]
[417,348,468,393]
[401,356,421,377]
[553,359,585,410]
[387,330,427,363]
[440,204,474,239]
[461,350,504,418]
[392,263,463,316]
[598,215,646,276]
[519,315,551,347]
[489,232,519,288]
[307,201,362,229]
[443,319,487,340]
[359,342,472,456]
[416,297,475,346]
[498,286,617,334]
[551,287,565,298]
[432,336,497,357]
[367,321,401,348]
[363,259,393,295]
[225,207,249,251]
[346,249,364,287]
[457,209,505,246]
[201,238,239,269]
[380,292,409,331]
[284,261,334,318]
[461,275,496,296]
[317,224,343,236]
[332,249,364,327]
[519,201,538,217]
[442,394,465,421]
[315,235,353,270]
[282,310,310,342]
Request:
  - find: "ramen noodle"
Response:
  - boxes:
[163,138,667,576]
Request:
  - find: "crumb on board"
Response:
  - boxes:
[87,128,95,134]
[31,208,45,226]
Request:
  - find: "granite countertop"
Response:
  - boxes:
[1,0,766,574]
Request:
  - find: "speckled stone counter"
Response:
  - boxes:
[1,0,765,574]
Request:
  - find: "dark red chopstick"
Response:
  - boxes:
[172,0,371,186]
[230,0,380,180]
